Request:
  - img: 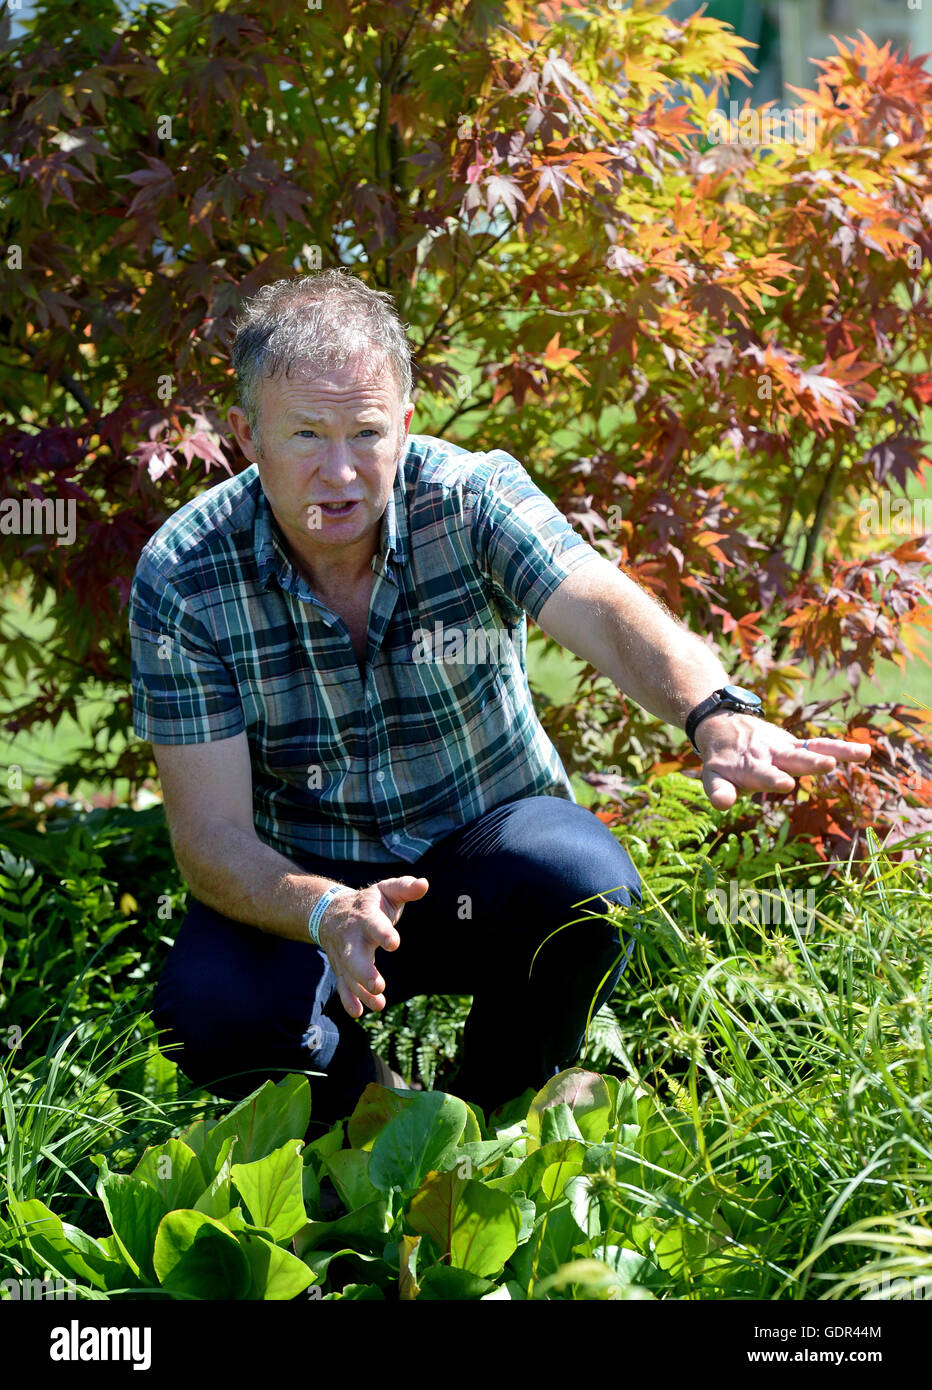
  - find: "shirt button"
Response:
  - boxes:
[375,770,385,783]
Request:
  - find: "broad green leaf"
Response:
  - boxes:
[512,1194,536,1245]
[411,1172,523,1277]
[637,1108,699,1180]
[194,1136,237,1219]
[203,1075,311,1168]
[540,1102,584,1144]
[231,1140,306,1241]
[434,1138,516,1179]
[408,1168,468,1254]
[217,1207,273,1241]
[324,1149,381,1211]
[7,1199,119,1291]
[527,1069,612,1144]
[97,1165,166,1284]
[347,1083,414,1150]
[133,1139,206,1212]
[417,1265,499,1300]
[539,1160,584,1204]
[450,1180,523,1277]
[602,1074,640,1127]
[237,1232,317,1300]
[486,1140,586,1198]
[176,1117,223,1187]
[302,1247,394,1283]
[154,1210,252,1300]
[582,1136,642,1191]
[603,1245,666,1291]
[510,1202,590,1290]
[584,1130,642,1169]
[304,1121,344,1164]
[398,1233,420,1301]
[461,1103,483,1144]
[295,1199,391,1256]
[565,1175,602,1242]
[369,1091,468,1194]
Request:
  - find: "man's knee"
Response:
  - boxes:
[495,796,641,913]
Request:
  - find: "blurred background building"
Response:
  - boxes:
[666,0,932,106]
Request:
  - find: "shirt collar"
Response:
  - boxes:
[254,457,408,592]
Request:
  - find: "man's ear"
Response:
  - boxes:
[229,405,260,465]
[400,400,414,451]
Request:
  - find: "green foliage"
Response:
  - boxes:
[361,992,472,1091]
[5,1075,317,1299]
[8,813,932,1303]
[2,800,932,1301]
[0,801,185,1058]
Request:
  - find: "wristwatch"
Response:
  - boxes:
[684,683,764,756]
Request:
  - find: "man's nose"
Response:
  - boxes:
[315,442,357,485]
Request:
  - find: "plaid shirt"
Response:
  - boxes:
[129,434,598,865]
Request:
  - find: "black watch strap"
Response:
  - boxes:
[685,686,763,756]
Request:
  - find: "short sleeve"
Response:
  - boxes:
[129,553,245,745]
[469,450,599,621]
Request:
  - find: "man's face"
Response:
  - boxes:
[229,359,414,568]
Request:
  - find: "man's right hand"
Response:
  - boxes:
[318,875,429,1018]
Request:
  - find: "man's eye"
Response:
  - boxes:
[295,429,379,438]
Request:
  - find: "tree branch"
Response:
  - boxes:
[800,432,845,576]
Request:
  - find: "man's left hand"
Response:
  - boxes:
[694,712,873,810]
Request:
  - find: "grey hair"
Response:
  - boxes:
[230,268,415,454]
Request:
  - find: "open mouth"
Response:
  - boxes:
[316,501,359,517]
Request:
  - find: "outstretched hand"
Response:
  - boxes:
[318,874,429,1018]
[693,712,872,810]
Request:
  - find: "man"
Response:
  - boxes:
[130,269,870,1127]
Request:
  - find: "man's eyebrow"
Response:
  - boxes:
[290,411,388,424]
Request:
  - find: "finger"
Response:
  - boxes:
[794,738,871,761]
[343,971,385,1012]
[337,978,363,1019]
[365,912,402,952]
[770,745,838,773]
[701,765,738,809]
[702,758,796,805]
[379,875,429,909]
[376,875,428,942]
[342,949,387,1005]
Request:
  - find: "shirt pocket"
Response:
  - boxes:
[386,632,507,745]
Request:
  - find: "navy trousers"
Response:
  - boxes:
[151,796,641,1124]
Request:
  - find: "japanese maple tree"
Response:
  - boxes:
[1,0,930,861]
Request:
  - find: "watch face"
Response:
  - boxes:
[723,683,761,706]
